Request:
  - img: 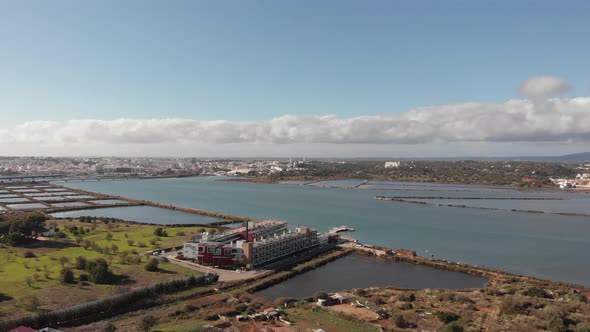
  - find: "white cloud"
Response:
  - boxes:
[1,77,589,154]
[520,76,570,99]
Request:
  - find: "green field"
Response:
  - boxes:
[0,218,215,319]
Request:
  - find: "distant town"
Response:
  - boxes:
[1,156,589,189]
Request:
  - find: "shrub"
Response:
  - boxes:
[138,315,158,332]
[399,292,416,302]
[127,239,134,246]
[234,303,248,312]
[393,313,408,328]
[184,304,199,312]
[79,274,89,282]
[442,322,464,332]
[399,302,413,310]
[60,268,75,284]
[103,322,117,332]
[206,313,219,321]
[499,296,531,315]
[176,231,186,236]
[23,251,36,258]
[145,258,159,272]
[75,256,87,270]
[138,242,147,248]
[435,311,460,324]
[524,286,550,299]
[576,325,590,332]
[547,316,567,332]
[153,227,167,237]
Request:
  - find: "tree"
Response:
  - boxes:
[145,258,159,272]
[106,232,113,241]
[58,256,70,267]
[60,268,75,284]
[86,258,111,284]
[138,315,158,332]
[111,244,118,253]
[75,256,87,270]
[153,228,167,237]
[4,212,47,244]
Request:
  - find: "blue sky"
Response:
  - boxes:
[1,1,589,156]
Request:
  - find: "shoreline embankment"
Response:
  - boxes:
[375,195,590,217]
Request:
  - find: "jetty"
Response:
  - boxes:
[329,225,356,233]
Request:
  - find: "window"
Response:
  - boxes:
[207,247,214,253]
[198,246,204,252]
[224,249,232,255]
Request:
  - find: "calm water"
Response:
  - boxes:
[256,254,488,299]
[414,198,590,214]
[60,177,590,286]
[52,205,222,225]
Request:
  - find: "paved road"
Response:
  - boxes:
[163,252,269,282]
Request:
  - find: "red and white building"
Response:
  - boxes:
[182,221,319,267]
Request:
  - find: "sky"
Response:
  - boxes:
[1,0,589,157]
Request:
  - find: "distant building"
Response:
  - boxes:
[384,161,400,169]
[317,293,348,306]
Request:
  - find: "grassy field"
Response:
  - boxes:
[0,218,216,319]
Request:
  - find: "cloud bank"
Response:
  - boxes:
[1,77,589,147]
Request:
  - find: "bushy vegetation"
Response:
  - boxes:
[0,212,47,245]
[435,311,460,324]
[86,258,112,284]
[60,268,75,284]
[145,258,159,272]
